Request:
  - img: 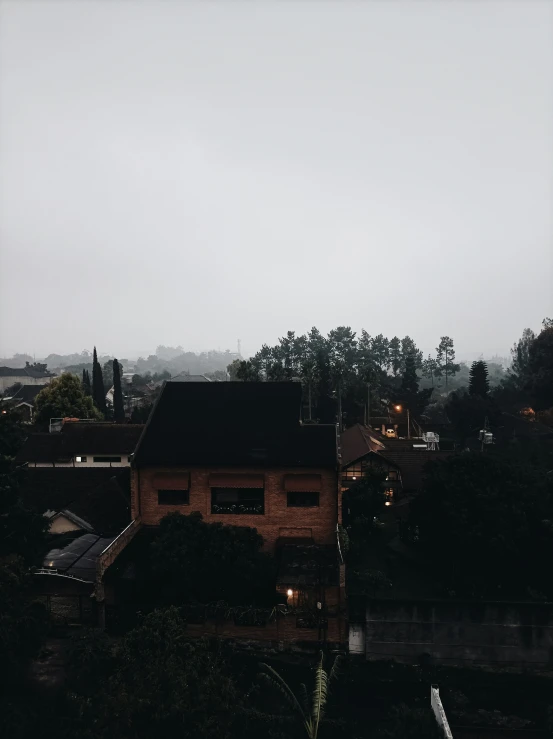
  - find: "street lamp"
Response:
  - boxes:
[393,404,410,439]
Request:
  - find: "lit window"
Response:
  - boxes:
[75,456,87,463]
[211,488,264,515]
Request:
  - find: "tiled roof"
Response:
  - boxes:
[7,385,45,404]
[16,423,145,463]
[340,423,386,466]
[20,467,131,536]
[134,381,337,467]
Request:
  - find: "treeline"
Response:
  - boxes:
[228,328,460,425]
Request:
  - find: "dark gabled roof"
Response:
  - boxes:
[7,385,44,404]
[20,467,131,536]
[340,423,387,466]
[59,422,144,454]
[134,381,337,467]
[376,449,454,492]
[16,423,144,463]
[0,366,53,378]
[16,433,65,464]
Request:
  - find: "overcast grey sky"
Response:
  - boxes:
[1,1,552,360]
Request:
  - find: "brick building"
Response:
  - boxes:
[100,381,347,650]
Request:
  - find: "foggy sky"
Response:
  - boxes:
[1,1,552,360]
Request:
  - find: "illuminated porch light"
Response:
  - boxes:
[395,405,402,411]
[286,589,293,597]
[385,501,392,506]
[352,476,357,480]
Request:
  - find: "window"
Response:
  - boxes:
[211,488,264,515]
[386,470,399,481]
[343,464,362,480]
[158,489,189,505]
[93,456,122,463]
[287,492,320,507]
[75,456,87,463]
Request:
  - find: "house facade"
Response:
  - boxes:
[102,381,347,649]
[0,365,54,392]
[16,421,144,467]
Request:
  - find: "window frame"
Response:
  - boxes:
[210,487,264,515]
[287,491,320,508]
[93,456,122,464]
[157,489,190,506]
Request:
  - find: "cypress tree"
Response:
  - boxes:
[92,346,106,414]
[113,358,125,422]
[82,368,92,396]
[469,360,489,398]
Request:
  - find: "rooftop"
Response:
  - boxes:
[16,422,145,463]
[134,381,337,467]
[0,365,54,379]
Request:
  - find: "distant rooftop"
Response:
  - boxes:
[169,373,211,382]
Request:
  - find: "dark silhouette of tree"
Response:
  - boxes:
[401,354,419,396]
[82,368,92,396]
[92,346,106,414]
[422,355,440,388]
[147,512,276,606]
[34,374,102,426]
[469,360,489,398]
[113,358,125,422]
[411,450,553,599]
[436,336,460,388]
[526,324,553,411]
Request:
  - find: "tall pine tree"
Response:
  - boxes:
[92,347,106,414]
[113,358,125,422]
[469,360,489,398]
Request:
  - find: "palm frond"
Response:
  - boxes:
[310,651,329,736]
[258,663,307,722]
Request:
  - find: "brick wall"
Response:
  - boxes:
[133,466,340,550]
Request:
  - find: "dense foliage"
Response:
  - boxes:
[228,327,444,426]
[148,512,277,606]
[34,373,102,425]
[411,449,553,599]
[65,610,241,739]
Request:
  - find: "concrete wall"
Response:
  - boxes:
[132,466,340,551]
[360,599,553,667]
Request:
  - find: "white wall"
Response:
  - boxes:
[0,375,51,392]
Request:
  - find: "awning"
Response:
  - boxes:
[283,474,322,492]
[209,473,264,488]
[153,472,190,490]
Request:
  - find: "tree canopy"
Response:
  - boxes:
[34,373,102,425]
[148,512,276,606]
[411,450,553,599]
